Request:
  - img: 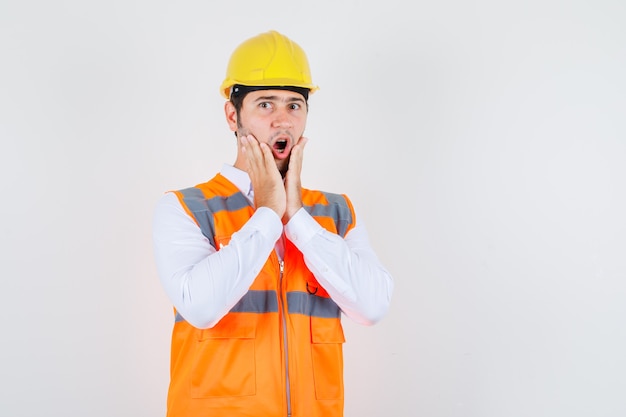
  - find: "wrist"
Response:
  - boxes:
[282,204,303,224]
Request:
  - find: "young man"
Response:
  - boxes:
[152,30,393,417]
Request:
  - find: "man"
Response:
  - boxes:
[152,30,393,417]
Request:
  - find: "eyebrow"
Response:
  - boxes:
[253,95,305,104]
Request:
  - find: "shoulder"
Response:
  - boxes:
[302,188,353,207]
[170,173,241,203]
[301,188,356,236]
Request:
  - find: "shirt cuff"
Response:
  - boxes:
[284,207,323,247]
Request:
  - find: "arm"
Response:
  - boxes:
[152,192,282,329]
[285,207,394,325]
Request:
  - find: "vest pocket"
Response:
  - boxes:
[310,317,345,400]
[191,315,256,398]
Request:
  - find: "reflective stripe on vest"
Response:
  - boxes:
[174,290,341,322]
[178,187,250,248]
[177,187,354,248]
[306,192,353,238]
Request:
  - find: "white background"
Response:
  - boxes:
[1,1,625,416]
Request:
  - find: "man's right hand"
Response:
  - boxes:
[240,135,286,218]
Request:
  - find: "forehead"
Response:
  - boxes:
[244,89,306,104]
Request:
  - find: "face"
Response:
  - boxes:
[227,89,308,176]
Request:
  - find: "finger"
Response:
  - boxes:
[242,135,265,172]
[295,136,309,149]
[258,142,278,171]
[292,136,308,160]
[242,135,261,157]
[288,137,308,173]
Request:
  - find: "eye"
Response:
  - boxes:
[259,102,272,109]
[289,103,301,110]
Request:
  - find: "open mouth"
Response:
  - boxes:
[274,139,288,154]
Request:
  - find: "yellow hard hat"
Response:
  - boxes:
[219,30,319,99]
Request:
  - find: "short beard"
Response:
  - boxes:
[278,157,289,178]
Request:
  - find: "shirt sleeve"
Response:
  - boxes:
[284,206,394,325]
[152,192,283,329]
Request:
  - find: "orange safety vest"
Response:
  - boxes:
[166,173,356,417]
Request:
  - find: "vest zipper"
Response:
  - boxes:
[278,259,292,417]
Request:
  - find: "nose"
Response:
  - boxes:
[271,108,293,129]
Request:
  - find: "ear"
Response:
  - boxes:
[224,101,238,132]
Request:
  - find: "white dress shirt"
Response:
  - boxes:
[152,164,393,329]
